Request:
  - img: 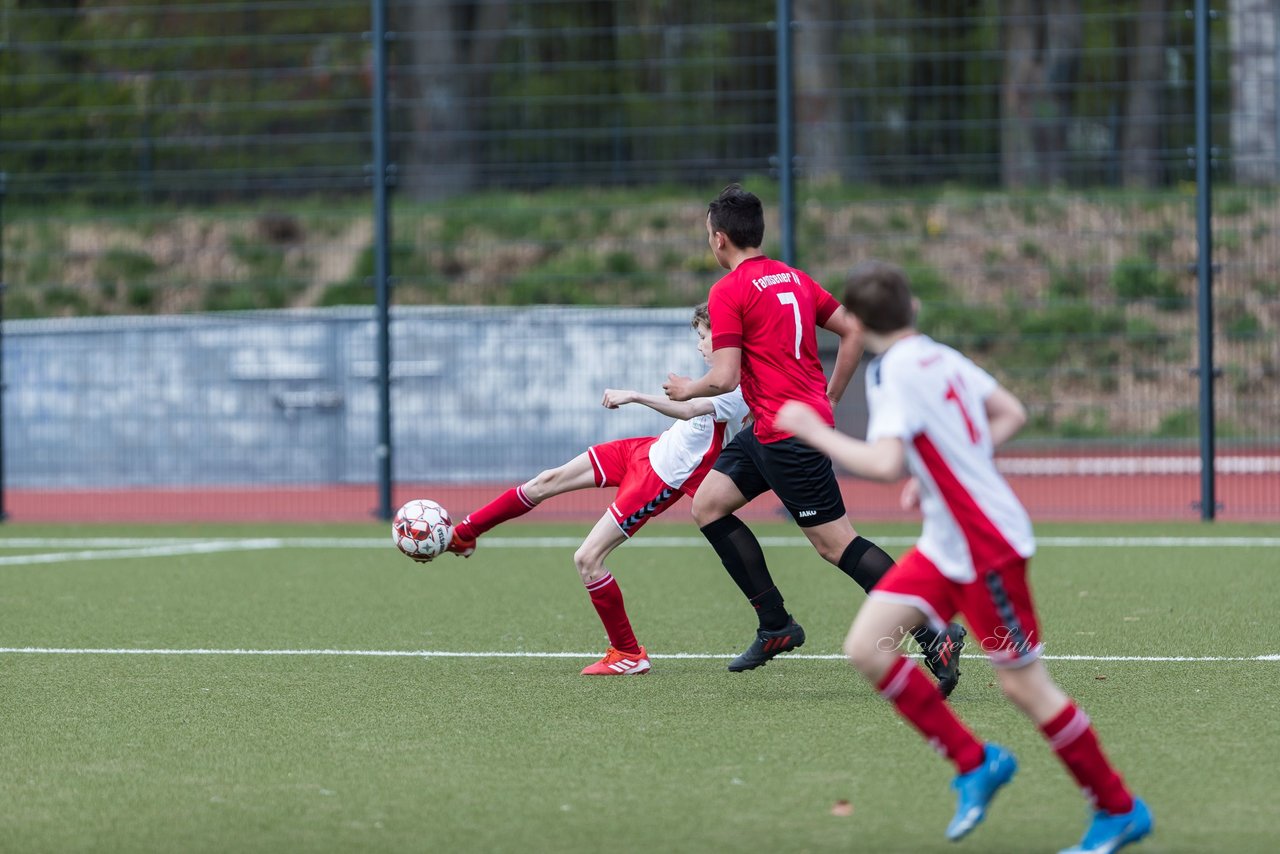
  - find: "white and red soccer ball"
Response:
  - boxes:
[392,498,453,562]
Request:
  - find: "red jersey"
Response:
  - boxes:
[708,255,840,443]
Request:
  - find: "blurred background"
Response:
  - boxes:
[0,0,1276,523]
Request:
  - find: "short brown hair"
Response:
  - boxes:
[842,260,914,333]
[707,184,764,250]
[691,302,710,329]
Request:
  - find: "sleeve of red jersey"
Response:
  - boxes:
[708,282,743,351]
[807,274,840,326]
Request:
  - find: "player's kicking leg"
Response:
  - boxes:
[447,453,599,558]
[844,597,1015,842]
[996,661,1153,853]
[574,513,649,675]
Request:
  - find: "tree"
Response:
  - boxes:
[397,0,511,200]
[1001,0,1082,187]
[1120,0,1167,188]
[794,0,852,183]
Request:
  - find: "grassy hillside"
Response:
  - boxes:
[5,184,1277,438]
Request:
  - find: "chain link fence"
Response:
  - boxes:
[1,0,1276,522]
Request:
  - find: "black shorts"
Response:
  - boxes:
[712,430,846,527]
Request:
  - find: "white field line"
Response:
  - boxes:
[0,646,1275,663]
[367,535,1280,549]
[2,535,1280,569]
[0,539,284,566]
[0,538,227,548]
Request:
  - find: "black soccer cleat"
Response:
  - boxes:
[922,623,966,698]
[728,617,806,672]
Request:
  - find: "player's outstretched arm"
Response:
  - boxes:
[775,400,907,482]
[821,306,864,407]
[984,386,1027,447]
[663,347,741,401]
[602,388,714,421]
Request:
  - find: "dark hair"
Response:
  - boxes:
[691,302,710,329]
[842,260,915,333]
[707,183,764,249]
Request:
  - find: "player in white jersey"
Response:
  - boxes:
[447,304,749,676]
[776,261,1152,854]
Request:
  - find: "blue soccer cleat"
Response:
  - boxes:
[946,743,1018,841]
[1059,797,1153,854]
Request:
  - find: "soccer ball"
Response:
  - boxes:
[392,499,453,563]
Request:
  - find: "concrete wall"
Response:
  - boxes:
[4,306,767,488]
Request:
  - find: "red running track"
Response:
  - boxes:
[4,470,1275,524]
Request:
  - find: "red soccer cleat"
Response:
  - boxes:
[446,527,477,558]
[581,646,651,676]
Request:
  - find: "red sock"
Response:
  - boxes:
[1040,702,1134,815]
[877,656,986,773]
[585,573,640,655]
[455,485,537,539]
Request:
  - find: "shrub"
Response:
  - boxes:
[1018,239,1044,260]
[1111,256,1186,310]
[95,249,158,294]
[1056,407,1112,438]
[1222,305,1262,341]
[1154,408,1198,438]
[1048,263,1087,300]
[901,262,949,301]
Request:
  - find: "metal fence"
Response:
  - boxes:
[4,306,702,486]
[1,0,1277,523]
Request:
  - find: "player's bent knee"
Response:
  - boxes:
[572,546,607,579]
[523,470,558,501]
[690,499,718,528]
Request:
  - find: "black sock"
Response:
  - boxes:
[838,536,943,649]
[748,586,789,632]
[700,515,788,630]
[837,535,896,594]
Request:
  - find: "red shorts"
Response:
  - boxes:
[871,546,1043,667]
[588,437,685,537]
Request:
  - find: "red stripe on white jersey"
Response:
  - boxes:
[913,432,1022,572]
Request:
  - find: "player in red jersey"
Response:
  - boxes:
[664,185,966,683]
[447,304,749,676]
[776,260,1152,853]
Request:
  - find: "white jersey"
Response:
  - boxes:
[649,388,749,490]
[866,334,1034,582]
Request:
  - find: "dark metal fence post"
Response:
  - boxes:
[1194,0,1216,521]
[776,0,795,265]
[371,0,394,521]
[0,170,7,523]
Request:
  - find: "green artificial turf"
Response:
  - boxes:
[0,521,1277,853]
